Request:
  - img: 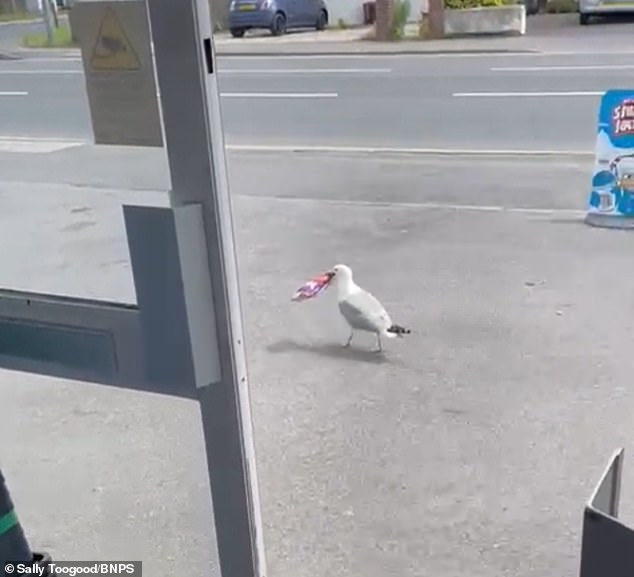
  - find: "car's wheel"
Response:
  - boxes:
[579,12,591,24]
[230,27,246,37]
[316,9,328,30]
[270,12,287,35]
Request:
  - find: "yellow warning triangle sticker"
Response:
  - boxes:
[90,7,141,71]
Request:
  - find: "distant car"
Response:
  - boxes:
[578,0,629,24]
[228,0,329,37]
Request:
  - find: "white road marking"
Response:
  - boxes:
[0,68,387,76]
[226,143,593,157]
[260,193,587,216]
[0,137,594,157]
[219,67,391,74]
[218,50,634,62]
[0,91,27,96]
[0,136,84,153]
[14,49,634,64]
[219,53,519,60]
[491,64,634,72]
[0,70,82,74]
[453,91,604,97]
[15,57,82,62]
[220,92,338,98]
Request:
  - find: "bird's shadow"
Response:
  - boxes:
[266,338,394,365]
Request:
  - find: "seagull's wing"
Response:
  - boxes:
[338,289,392,333]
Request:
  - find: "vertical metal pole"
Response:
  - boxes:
[41,0,54,43]
[51,0,59,29]
[144,0,267,576]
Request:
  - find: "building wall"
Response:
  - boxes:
[210,0,230,32]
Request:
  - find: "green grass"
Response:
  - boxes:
[545,0,578,12]
[0,10,37,22]
[389,0,410,39]
[21,25,76,48]
[445,0,516,7]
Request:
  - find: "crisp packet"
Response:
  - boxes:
[291,274,331,302]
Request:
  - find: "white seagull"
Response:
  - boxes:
[324,263,411,352]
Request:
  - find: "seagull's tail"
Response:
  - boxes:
[386,324,411,338]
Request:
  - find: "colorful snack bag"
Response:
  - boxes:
[291,274,331,302]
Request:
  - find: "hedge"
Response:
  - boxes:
[444,0,516,8]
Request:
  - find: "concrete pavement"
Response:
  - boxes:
[2,145,634,577]
[212,13,634,55]
[3,14,634,58]
[2,13,634,577]
[0,18,58,52]
[0,144,591,209]
[0,50,632,151]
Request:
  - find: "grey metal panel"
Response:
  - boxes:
[589,448,623,518]
[0,280,198,398]
[123,204,196,395]
[0,203,212,399]
[70,0,163,147]
[0,0,266,574]
[145,0,267,572]
[0,319,116,378]
[173,203,222,388]
[579,449,634,577]
[0,288,142,388]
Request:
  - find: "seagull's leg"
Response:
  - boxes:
[343,330,354,348]
[374,333,383,353]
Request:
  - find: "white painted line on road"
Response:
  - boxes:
[226,143,593,157]
[219,50,634,62]
[0,67,388,76]
[453,91,603,97]
[219,67,391,74]
[219,53,474,60]
[260,193,587,217]
[0,91,27,96]
[0,70,82,75]
[0,136,592,157]
[491,64,634,72]
[0,137,591,157]
[14,57,82,62]
[0,136,84,153]
[13,50,634,64]
[220,92,338,98]
[0,135,83,142]
[0,68,387,76]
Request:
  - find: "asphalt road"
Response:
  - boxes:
[2,49,634,150]
[2,145,634,577]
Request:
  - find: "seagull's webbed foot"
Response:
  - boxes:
[343,330,354,348]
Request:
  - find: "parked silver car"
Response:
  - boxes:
[579,0,633,25]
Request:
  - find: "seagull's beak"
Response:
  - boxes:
[323,271,335,284]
